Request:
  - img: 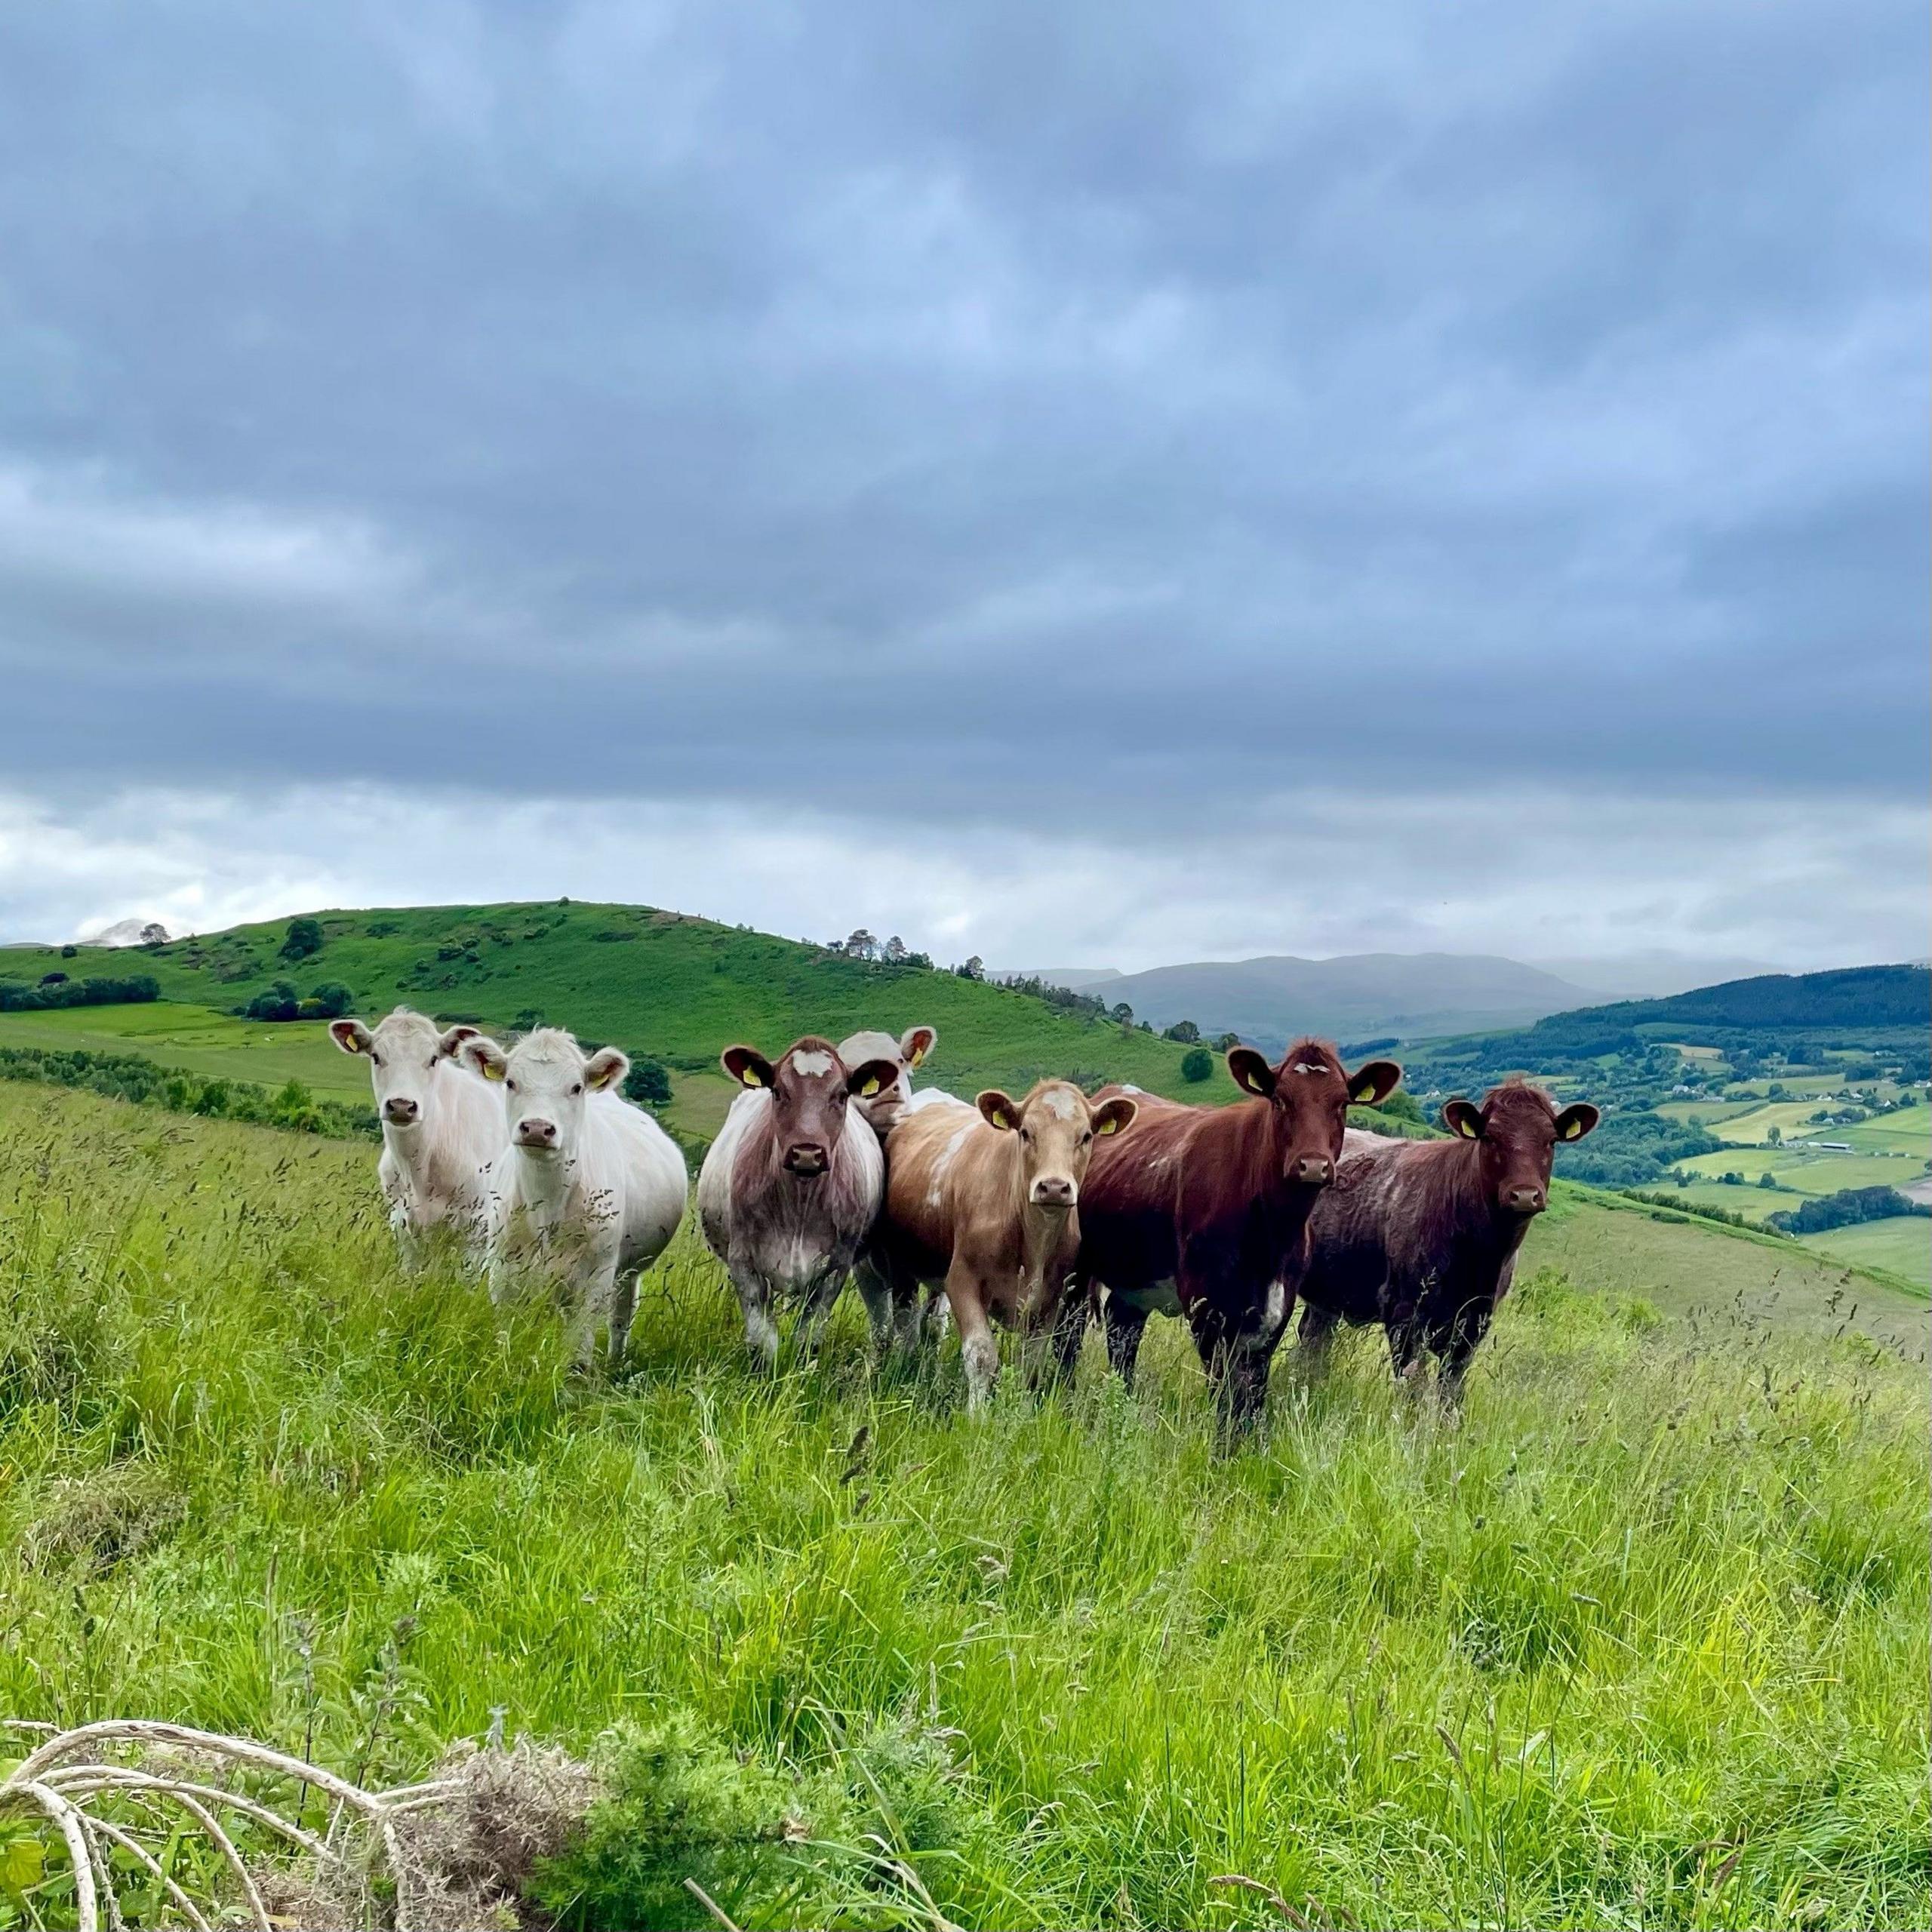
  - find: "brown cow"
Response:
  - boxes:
[695,1035,903,1365]
[1296,1081,1598,1401]
[868,1081,1137,1409]
[1067,1039,1402,1429]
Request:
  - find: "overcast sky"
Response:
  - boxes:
[2,1,1924,970]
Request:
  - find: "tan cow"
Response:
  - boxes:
[869,1080,1137,1410]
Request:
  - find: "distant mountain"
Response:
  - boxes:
[994,966,1123,991]
[1526,951,1784,1001]
[1535,964,1931,1035]
[1079,952,1607,1052]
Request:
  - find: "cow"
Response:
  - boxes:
[696,1035,905,1367]
[1295,1081,1599,1403]
[836,1024,940,1133]
[329,1008,505,1262]
[1069,1040,1403,1431]
[461,1029,688,1371]
[867,1080,1138,1409]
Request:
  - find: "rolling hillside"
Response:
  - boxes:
[5,903,1228,1138]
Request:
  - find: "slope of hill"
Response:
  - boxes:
[8,903,1222,1131]
[1081,952,1604,1050]
[1532,963,1930,1035]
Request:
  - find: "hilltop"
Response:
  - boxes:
[9,902,1229,1137]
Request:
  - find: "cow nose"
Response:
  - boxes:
[383,1097,419,1124]
[1507,1186,1545,1214]
[1293,1155,1335,1186]
[1031,1177,1075,1207]
[784,1143,828,1177]
[516,1117,558,1148]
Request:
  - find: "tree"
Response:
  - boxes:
[1181,1047,1214,1084]
[138,922,169,946]
[1758,1171,1779,1189]
[1163,1020,1201,1044]
[1214,1032,1241,1052]
[280,917,323,962]
[623,1057,673,1106]
[956,955,984,980]
[303,982,354,1019]
[883,935,908,966]
[1110,1002,1134,1026]
[844,929,878,962]
[1764,1124,1781,1146]
[245,980,301,1022]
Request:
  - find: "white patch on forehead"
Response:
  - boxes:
[1121,1084,1145,1094]
[789,1049,834,1078]
[1043,1088,1077,1118]
[1291,1061,1330,1075]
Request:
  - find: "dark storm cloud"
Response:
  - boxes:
[0,0,1924,829]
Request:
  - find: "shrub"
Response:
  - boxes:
[1180,1047,1214,1084]
[623,1058,673,1106]
[279,915,324,961]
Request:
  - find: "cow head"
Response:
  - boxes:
[721,1036,901,1180]
[331,1008,482,1132]
[463,1028,627,1159]
[1441,1083,1598,1218]
[1226,1038,1402,1188]
[836,1024,939,1131]
[976,1080,1138,1210]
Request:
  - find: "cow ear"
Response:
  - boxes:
[900,1024,937,1068]
[1090,1096,1137,1138]
[329,1018,373,1056]
[1441,1099,1484,1140]
[465,1037,509,1083]
[976,1089,1020,1131]
[722,1045,777,1090]
[585,1046,629,1093]
[1555,1103,1600,1143]
[1227,1047,1276,1099]
[1349,1060,1402,1107]
[435,1024,481,1060]
[847,1057,902,1100]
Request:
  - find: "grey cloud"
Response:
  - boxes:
[0,0,1924,946]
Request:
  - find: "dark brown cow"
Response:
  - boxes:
[1296,1081,1599,1401]
[695,1035,903,1366]
[1066,1039,1402,1429]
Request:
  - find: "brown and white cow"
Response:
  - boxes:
[1070,1039,1402,1430]
[836,1024,940,1134]
[1296,1081,1598,1401]
[696,1035,904,1366]
[868,1080,1137,1409]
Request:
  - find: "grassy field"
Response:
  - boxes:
[1804,1217,1932,1286]
[0,1081,1927,1930]
[8,903,1217,1112]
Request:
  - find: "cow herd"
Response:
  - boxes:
[331,1008,1599,1426]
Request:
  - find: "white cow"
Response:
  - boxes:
[836,1024,941,1134]
[463,1029,688,1371]
[330,1008,505,1262]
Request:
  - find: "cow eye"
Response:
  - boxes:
[506,1078,518,1092]
[370,1053,383,1068]
[1081,1131,1093,1146]
[571,1082,583,1096]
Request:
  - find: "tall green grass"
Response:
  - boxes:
[2,1083,1926,1929]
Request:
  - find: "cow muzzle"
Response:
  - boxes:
[1029,1177,1075,1208]
[783,1143,829,1177]
[515,1118,560,1150]
[1290,1155,1335,1186]
[383,1097,421,1126]
[1505,1185,1546,1215]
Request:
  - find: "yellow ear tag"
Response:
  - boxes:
[1562,1118,1582,1140]
[483,1060,504,1082]
[740,1067,763,1088]
[861,1076,881,1096]
[1098,1116,1118,1135]
[1457,1115,1478,1137]
[909,1047,925,1066]
[1352,1083,1377,1105]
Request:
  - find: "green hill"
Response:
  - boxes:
[6,903,1231,1137]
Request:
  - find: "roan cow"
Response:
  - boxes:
[697,1035,904,1366]
[463,1029,688,1370]
[868,1080,1137,1408]
[1296,1081,1598,1402]
[1070,1039,1402,1429]
[330,1008,505,1261]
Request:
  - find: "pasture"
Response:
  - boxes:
[1,1081,1927,1930]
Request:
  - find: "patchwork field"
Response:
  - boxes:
[0,1079,1926,1930]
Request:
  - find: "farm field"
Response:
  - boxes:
[1677,1146,1920,1195]
[0,1081,1927,1929]
[1803,1217,1932,1284]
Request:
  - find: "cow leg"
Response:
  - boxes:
[1384,1294,1426,1388]
[947,1264,998,1414]
[850,1260,896,1361]
[731,1263,780,1371]
[1098,1291,1149,1389]
[1038,1282,1089,1386]
[1187,1290,1276,1437]
[1297,1300,1340,1376]
[794,1269,846,1363]
[607,1269,638,1374]
[1434,1298,1494,1412]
